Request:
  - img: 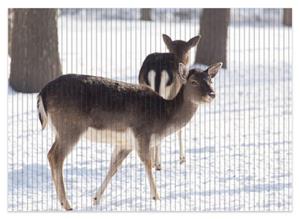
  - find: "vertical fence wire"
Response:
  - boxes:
[7,8,292,212]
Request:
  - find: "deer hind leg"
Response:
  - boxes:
[137,138,160,200]
[48,139,72,210]
[178,130,186,164]
[47,128,83,211]
[93,147,131,205]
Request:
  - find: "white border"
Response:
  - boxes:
[0,1,298,219]
[1,0,296,8]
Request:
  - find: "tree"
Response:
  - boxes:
[283,8,292,27]
[195,9,230,68]
[140,8,152,21]
[9,9,61,93]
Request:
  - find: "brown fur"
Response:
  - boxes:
[38,62,222,210]
[138,34,201,168]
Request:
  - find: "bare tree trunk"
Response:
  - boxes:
[195,9,230,68]
[140,8,152,21]
[283,8,292,27]
[9,9,61,93]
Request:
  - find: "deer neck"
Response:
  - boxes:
[174,53,189,65]
[167,86,198,131]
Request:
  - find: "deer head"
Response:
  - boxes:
[162,34,201,65]
[184,62,223,104]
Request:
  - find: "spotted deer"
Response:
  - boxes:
[37,62,222,210]
[139,34,201,170]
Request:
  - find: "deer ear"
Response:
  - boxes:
[187,35,201,48]
[208,62,223,78]
[162,34,173,50]
[178,63,188,84]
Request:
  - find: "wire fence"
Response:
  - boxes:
[8,8,292,211]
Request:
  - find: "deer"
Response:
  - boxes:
[138,34,201,170]
[37,62,222,210]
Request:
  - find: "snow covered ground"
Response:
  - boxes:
[7,12,292,211]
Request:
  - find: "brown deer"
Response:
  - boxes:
[37,62,222,210]
[138,34,201,170]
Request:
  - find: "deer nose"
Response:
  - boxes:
[208,92,215,98]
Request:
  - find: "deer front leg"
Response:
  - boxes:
[93,147,131,205]
[154,144,161,170]
[137,139,160,200]
[178,130,186,164]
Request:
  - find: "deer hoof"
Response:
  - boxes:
[152,194,160,200]
[180,156,186,164]
[151,161,156,168]
[93,196,100,205]
[155,164,161,171]
[61,201,73,211]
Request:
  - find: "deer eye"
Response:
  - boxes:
[191,80,199,86]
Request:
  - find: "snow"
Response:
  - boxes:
[7,11,292,211]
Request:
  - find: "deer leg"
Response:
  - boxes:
[150,147,155,168]
[137,141,160,200]
[179,130,186,164]
[93,147,131,205]
[48,139,74,211]
[47,125,82,211]
[154,144,161,171]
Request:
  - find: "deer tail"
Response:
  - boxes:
[37,94,48,130]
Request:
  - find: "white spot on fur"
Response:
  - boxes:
[147,70,156,91]
[147,70,180,100]
[159,70,171,99]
